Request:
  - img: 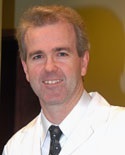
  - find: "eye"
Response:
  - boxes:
[32,54,43,60]
[57,51,69,57]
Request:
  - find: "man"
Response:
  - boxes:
[2,5,125,155]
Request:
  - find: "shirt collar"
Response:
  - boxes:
[40,109,52,147]
[41,110,51,135]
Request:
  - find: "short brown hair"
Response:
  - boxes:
[16,5,90,61]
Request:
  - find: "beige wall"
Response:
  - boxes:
[76,7,125,106]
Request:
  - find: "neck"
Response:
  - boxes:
[40,85,84,124]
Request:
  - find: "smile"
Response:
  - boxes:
[43,79,63,85]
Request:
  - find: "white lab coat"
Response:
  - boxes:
[2,92,125,155]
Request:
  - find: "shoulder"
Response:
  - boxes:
[89,91,125,112]
[109,105,125,125]
[89,91,125,123]
[3,114,41,154]
[13,114,40,137]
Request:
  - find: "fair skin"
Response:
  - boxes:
[21,21,89,124]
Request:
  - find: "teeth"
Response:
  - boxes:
[44,79,61,84]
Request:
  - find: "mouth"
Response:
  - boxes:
[42,79,63,85]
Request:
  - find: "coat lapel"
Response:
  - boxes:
[20,114,42,155]
[60,120,94,155]
[60,92,111,155]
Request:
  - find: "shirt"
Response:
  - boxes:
[41,90,92,155]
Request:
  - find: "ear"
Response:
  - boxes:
[21,59,30,82]
[81,51,89,76]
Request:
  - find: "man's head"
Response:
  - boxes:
[17,5,90,110]
[16,5,90,61]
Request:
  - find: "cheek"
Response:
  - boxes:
[27,66,41,82]
[64,63,81,81]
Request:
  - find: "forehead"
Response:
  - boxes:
[24,21,77,55]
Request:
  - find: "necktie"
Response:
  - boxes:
[49,125,62,155]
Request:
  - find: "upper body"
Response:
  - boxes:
[2,91,125,155]
[2,5,125,155]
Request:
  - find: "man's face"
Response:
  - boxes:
[22,22,89,108]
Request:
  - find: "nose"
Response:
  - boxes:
[44,57,58,72]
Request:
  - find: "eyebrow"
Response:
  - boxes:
[52,47,71,53]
